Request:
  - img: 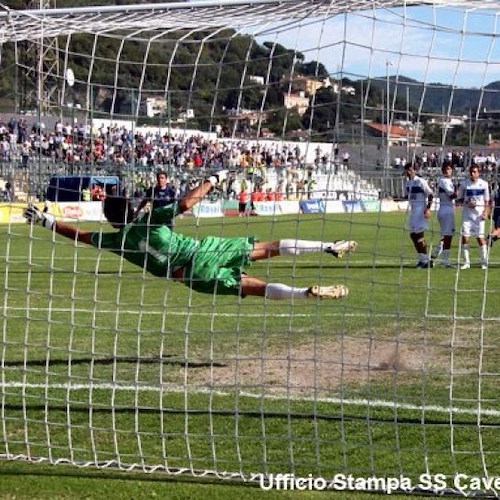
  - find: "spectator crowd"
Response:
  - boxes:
[0,115,497,203]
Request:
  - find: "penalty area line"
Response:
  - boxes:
[1,381,499,418]
[2,304,485,320]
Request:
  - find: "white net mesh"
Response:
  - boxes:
[1,0,500,496]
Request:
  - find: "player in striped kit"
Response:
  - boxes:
[431,161,457,267]
[404,162,434,268]
[457,164,490,270]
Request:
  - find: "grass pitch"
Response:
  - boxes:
[1,210,500,497]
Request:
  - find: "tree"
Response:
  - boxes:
[266,107,303,135]
[302,87,336,133]
[298,61,329,79]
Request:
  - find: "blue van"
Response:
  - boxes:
[46,175,119,202]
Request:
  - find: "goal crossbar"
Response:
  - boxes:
[0,0,499,42]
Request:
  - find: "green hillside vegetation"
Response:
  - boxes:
[0,2,498,143]
[370,76,500,115]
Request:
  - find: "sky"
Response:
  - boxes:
[248,4,500,89]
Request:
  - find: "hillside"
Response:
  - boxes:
[369,76,500,115]
[0,2,498,142]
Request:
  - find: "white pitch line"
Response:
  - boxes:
[4,303,500,321]
[0,305,351,318]
[1,381,499,418]
[1,304,493,321]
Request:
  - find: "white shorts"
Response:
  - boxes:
[461,218,486,238]
[408,214,428,234]
[437,210,455,237]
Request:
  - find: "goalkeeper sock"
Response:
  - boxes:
[265,283,308,300]
[279,239,330,256]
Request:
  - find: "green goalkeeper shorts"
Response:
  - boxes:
[181,235,256,295]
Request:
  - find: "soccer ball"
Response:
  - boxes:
[468,197,477,208]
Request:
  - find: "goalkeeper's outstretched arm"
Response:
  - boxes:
[178,174,225,213]
[23,173,226,240]
[53,221,93,244]
[23,204,93,244]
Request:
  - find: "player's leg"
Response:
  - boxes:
[249,238,358,261]
[410,231,431,267]
[431,237,444,261]
[490,209,500,245]
[409,232,418,253]
[478,237,488,269]
[461,229,471,269]
[434,211,454,267]
[240,275,348,300]
[490,229,500,241]
[185,238,349,300]
[249,241,280,260]
[439,235,453,267]
[477,219,488,269]
[432,212,444,261]
[431,211,445,261]
[409,214,431,268]
[269,239,359,259]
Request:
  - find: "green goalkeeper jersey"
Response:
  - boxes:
[90,203,199,277]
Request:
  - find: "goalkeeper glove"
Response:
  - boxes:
[208,170,228,187]
[23,204,55,230]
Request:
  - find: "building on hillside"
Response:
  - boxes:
[364,121,422,147]
[280,75,332,96]
[248,75,265,86]
[227,108,268,129]
[283,91,309,116]
[145,96,167,117]
[478,108,500,127]
[178,109,195,121]
[427,115,466,130]
[332,82,356,95]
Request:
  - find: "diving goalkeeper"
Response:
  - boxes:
[23,174,357,300]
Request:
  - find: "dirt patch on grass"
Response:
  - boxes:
[188,336,450,396]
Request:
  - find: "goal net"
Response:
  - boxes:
[1,0,500,495]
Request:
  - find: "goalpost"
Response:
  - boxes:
[1,0,500,495]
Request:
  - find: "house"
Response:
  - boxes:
[365,121,422,147]
[227,108,268,127]
[283,91,309,116]
[145,96,167,117]
[427,115,466,130]
[248,75,265,86]
[280,75,332,96]
[331,82,355,95]
[478,109,500,127]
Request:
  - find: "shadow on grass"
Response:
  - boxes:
[3,355,226,368]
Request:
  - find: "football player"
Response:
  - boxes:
[24,173,358,301]
[431,161,457,267]
[404,162,434,268]
[457,164,490,269]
